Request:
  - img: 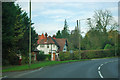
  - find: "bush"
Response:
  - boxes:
[21,56,29,64]
[8,52,19,65]
[59,52,71,61]
[104,44,114,49]
[59,51,81,61]
[81,49,115,59]
[59,49,116,61]
[45,54,51,61]
[36,51,46,61]
[73,51,81,60]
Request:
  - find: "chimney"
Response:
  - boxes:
[52,35,56,39]
[45,33,48,38]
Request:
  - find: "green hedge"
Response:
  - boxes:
[59,49,117,61]
[59,51,81,61]
[81,49,115,59]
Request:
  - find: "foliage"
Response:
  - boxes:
[59,49,116,60]
[21,56,29,64]
[59,51,81,61]
[61,19,70,39]
[59,52,71,61]
[56,30,62,38]
[36,51,46,61]
[104,44,114,49]
[83,9,118,50]
[45,54,51,61]
[2,2,38,65]
[81,49,115,59]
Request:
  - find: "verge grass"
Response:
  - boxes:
[2,56,117,73]
[2,59,89,73]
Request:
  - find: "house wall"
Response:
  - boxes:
[63,41,67,52]
[37,44,58,54]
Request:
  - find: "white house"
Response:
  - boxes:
[36,33,68,61]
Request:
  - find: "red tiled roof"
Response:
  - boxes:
[37,34,67,51]
[39,37,55,44]
[37,33,45,44]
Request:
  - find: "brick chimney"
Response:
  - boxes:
[45,33,48,38]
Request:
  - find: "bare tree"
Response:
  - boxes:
[93,10,113,33]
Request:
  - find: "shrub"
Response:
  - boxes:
[59,51,81,61]
[45,54,51,61]
[8,52,19,65]
[104,44,114,49]
[73,51,81,60]
[81,49,115,59]
[36,51,46,61]
[59,49,116,61]
[21,56,29,64]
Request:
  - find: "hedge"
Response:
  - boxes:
[59,49,118,61]
[81,49,116,59]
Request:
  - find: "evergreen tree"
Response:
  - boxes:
[61,19,70,38]
[56,30,62,38]
[2,2,38,65]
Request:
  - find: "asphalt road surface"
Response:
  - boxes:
[3,58,119,78]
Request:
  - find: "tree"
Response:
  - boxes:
[61,19,70,38]
[56,30,62,38]
[2,2,18,65]
[2,2,38,65]
[93,10,113,33]
[70,26,81,50]
[83,9,118,50]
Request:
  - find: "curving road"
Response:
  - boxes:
[3,58,119,78]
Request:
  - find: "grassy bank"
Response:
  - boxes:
[3,56,117,73]
[2,59,89,73]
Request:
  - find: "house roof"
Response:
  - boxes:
[54,38,67,52]
[37,34,67,52]
[39,37,55,44]
[37,34,45,44]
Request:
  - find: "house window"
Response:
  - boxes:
[40,45,44,48]
[47,45,49,48]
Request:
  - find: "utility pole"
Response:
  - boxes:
[77,18,90,59]
[77,20,81,59]
[79,20,81,59]
[115,31,117,56]
[29,0,31,67]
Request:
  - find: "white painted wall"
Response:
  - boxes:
[37,44,58,54]
[63,41,67,52]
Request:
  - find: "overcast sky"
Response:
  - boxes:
[15,0,118,36]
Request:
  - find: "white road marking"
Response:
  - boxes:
[100,64,103,66]
[98,59,118,78]
[98,71,103,78]
[14,67,43,78]
[98,66,101,70]
[39,67,43,70]
[1,76,8,79]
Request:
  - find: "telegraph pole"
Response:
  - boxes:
[29,0,31,67]
[79,20,81,59]
[77,20,81,59]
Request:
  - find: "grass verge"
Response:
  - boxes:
[2,59,89,73]
[3,57,117,73]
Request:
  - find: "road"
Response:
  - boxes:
[3,58,119,78]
